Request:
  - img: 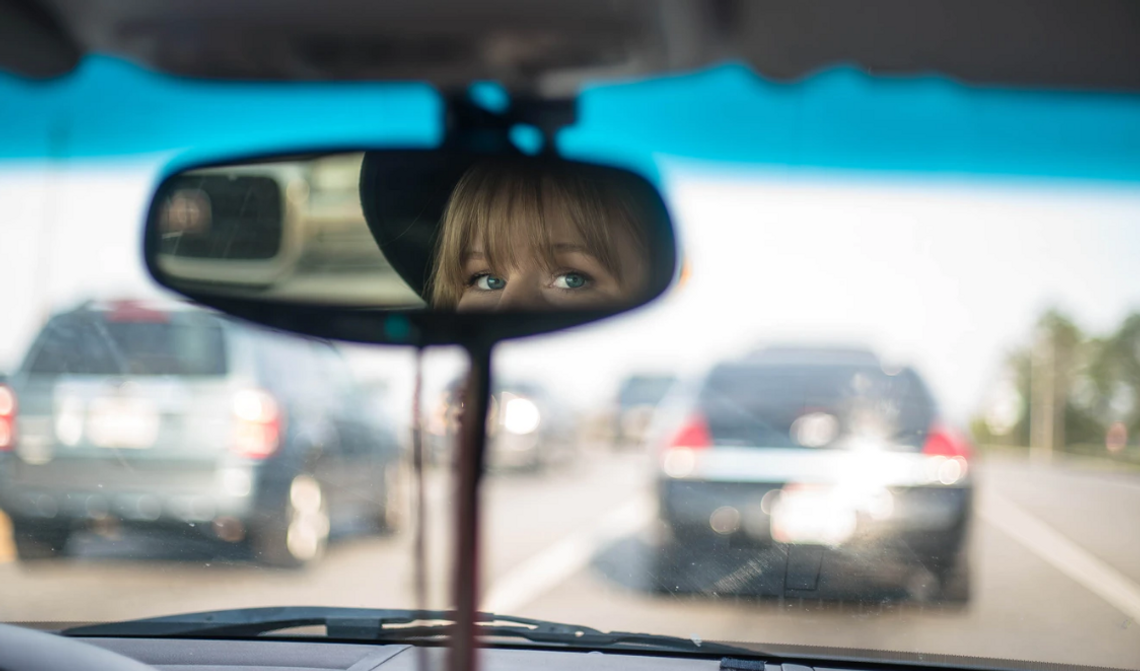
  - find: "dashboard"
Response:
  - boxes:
[82,637,728,671]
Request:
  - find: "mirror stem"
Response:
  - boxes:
[449,341,493,671]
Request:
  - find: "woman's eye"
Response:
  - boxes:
[470,273,506,291]
[552,272,590,290]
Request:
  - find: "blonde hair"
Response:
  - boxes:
[429,159,653,309]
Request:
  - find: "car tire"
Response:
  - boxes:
[651,542,683,594]
[650,520,702,595]
[935,544,971,604]
[251,474,330,569]
[11,520,71,561]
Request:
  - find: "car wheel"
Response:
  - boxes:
[650,520,701,595]
[11,520,71,561]
[252,474,330,569]
[935,544,971,604]
[905,537,971,605]
[650,541,681,594]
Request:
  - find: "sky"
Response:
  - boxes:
[3,160,1140,423]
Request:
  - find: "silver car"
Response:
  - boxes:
[0,300,407,567]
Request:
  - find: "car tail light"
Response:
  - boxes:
[232,389,282,458]
[660,414,712,479]
[106,300,170,323]
[669,414,712,450]
[922,423,972,485]
[0,385,15,451]
[923,423,973,460]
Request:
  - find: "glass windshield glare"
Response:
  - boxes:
[4,140,1140,671]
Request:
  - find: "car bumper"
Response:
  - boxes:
[656,477,973,599]
[0,455,261,526]
[661,479,970,536]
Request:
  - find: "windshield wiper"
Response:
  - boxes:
[63,606,761,657]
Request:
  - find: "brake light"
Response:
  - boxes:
[922,423,973,460]
[661,414,711,479]
[0,385,15,451]
[232,389,282,458]
[669,414,712,450]
[106,300,170,323]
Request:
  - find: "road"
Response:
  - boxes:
[1,450,1138,670]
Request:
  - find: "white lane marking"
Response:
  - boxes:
[981,491,1140,622]
[481,495,654,614]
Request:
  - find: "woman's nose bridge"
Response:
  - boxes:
[497,272,548,310]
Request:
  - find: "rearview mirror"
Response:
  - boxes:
[144,149,677,347]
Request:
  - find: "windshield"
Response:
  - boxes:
[3,64,1140,671]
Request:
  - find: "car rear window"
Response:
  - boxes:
[24,312,229,377]
[619,377,675,408]
[698,363,936,449]
[157,174,283,260]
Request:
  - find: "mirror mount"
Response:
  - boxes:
[442,89,576,157]
[449,341,493,671]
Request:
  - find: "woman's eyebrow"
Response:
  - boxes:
[462,251,487,262]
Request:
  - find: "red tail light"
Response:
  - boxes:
[661,414,712,479]
[669,414,712,450]
[0,385,15,452]
[106,300,170,323]
[923,423,973,460]
[232,389,282,459]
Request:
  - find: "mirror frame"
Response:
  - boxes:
[143,146,679,348]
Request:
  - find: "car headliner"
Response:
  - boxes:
[3,0,1140,92]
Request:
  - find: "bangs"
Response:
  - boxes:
[466,165,560,276]
[430,159,651,308]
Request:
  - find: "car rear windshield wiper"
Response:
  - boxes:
[63,606,761,657]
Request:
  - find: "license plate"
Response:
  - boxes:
[770,485,857,546]
[87,397,159,449]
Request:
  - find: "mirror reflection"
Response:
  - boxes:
[150,152,671,314]
[430,159,653,312]
[154,154,426,308]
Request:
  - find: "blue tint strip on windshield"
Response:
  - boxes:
[560,64,1140,182]
[3,57,1140,181]
[0,56,442,161]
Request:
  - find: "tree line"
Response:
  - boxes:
[973,309,1140,455]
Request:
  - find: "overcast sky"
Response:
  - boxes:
[3,160,1139,422]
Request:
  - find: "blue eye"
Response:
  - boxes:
[553,272,589,290]
[472,274,506,291]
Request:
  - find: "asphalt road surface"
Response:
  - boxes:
[1,450,1138,670]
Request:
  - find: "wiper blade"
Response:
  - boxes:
[367,623,756,656]
[63,606,759,657]
[64,606,437,638]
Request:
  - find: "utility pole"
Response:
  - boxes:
[1030,327,1055,464]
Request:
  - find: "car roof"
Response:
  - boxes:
[740,346,883,368]
[6,0,1140,91]
[54,298,212,319]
